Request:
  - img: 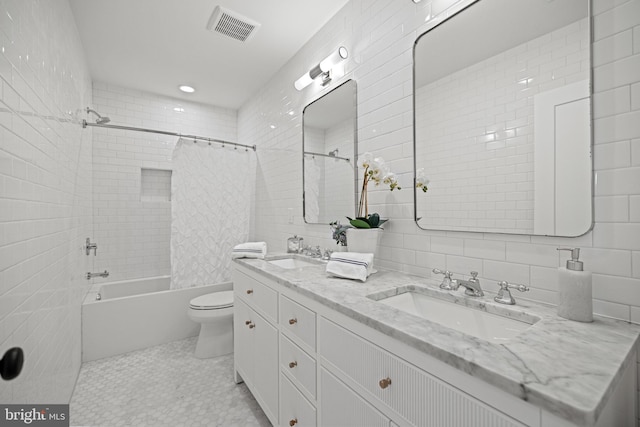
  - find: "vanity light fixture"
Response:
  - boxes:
[179,85,195,93]
[294,46,348,91]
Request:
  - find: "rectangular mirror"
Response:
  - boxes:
[414,0,592,236]
[303,80,358,224]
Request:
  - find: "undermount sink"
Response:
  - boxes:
[268,257,318,269]
[373,290,538,343]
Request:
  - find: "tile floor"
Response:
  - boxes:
[70,338,271,427]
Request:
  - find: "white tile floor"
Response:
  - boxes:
[70,338,271,427]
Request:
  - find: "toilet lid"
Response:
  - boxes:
[189,291,234,310]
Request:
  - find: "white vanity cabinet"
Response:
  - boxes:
[233,269,279,425]
[318,317,526,427]
[233,263,636,427]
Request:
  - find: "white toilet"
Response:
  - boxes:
[187,291,234,359]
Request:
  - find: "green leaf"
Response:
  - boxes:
[349,219,371,228]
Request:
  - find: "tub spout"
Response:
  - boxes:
[86,270,109,280]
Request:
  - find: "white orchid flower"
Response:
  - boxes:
[416,168,429,193]
[383,172,401,191]
[357,152,374,169]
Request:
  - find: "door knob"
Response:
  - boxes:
[1,347,24,380]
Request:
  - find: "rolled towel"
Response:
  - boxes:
[326,252,374,282]
[232,242,267,259]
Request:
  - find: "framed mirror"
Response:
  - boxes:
[414,0,592,236]
[303,80,358,224]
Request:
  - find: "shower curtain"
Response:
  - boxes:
[170,138,256,289]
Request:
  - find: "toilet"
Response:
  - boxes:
[187,291,234,359]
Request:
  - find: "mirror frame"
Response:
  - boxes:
[412,0,594,237]
[302,79,359,224]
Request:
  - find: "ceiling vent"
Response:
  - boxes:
[206,6,261,43]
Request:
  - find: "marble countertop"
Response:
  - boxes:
[233,254,640,425]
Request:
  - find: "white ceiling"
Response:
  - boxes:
[69,0,349,110]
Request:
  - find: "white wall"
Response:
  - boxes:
[90,83,237,283]
[0,0,92,403]
[239,0,640,322]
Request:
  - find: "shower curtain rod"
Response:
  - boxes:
[82,121,256,151]
[303,150,350,162]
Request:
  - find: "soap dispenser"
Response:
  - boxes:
[556,247,593,322]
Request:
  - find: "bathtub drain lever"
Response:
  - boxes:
[86,270,109,280]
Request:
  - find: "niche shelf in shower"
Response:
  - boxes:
[140,168,172,202]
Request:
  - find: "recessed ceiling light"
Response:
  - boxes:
[173,107,185,112]
[179,85,195,93]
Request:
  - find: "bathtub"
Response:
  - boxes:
[82,275,232,362]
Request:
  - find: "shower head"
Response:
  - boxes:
[86,107,111,125]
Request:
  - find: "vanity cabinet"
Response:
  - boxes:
[233,262,636,427]
[318,317,525,427]
[233,270,279,425]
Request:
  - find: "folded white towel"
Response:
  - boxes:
[326,252,374,282]
[232,242,267,259]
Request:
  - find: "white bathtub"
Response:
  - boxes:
[82,276,232,361]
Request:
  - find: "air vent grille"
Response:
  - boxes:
[206,6,261,43]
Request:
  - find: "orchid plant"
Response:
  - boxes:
[347,152,401,229]
[416,168,430,193]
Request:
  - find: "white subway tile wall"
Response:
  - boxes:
[91,83,237,283]
[239,0,640,318]
[0,0,93,403]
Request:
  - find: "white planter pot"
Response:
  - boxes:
[346,228,382,258]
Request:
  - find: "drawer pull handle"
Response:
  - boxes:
[245,320,251,325]
[288,361,297,369]
[379,377,392,389]
[246,289,253,294]
[289,418,298,426]
[289,318,297,325]
[247,321,255,329]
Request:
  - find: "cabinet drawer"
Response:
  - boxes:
[280,373,316,427]
[280,295,316,351]
[280,334,316,399]
[233,269,278,322]
[318,317,524,427]
[320,367,390,427]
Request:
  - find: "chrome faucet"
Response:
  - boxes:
[432,269,456,290]
[456,271,483,297]
[86,270,109,280]
[494,281,529,305]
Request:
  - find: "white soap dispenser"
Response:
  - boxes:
[556,247,593,322]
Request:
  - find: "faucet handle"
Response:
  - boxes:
[433,269,456,290]
[495,281,529,305]
[432,268,452,278]
[470,271,478,280]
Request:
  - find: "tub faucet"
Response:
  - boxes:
[456,271,484,297]
[86,270,109,280]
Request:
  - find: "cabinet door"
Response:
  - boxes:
[253,311,279,425]
[234,298,254,383]
[281,373,316,427]
[320,368,390,427]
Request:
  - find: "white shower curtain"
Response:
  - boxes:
[170,138,256,289]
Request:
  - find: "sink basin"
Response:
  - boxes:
[268,258,318,269]
[376,291,536,343]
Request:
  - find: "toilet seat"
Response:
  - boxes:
[189,291,234,310]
